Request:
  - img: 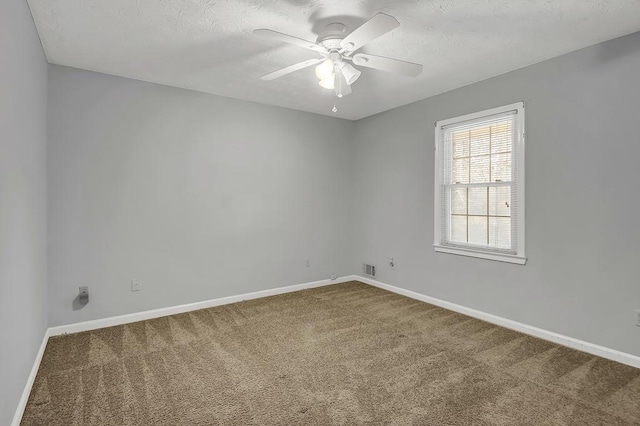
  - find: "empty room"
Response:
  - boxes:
[3,0,640,424]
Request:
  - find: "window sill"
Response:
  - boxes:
[433,244,526,265]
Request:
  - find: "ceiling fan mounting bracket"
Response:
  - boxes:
[353,56,368,65]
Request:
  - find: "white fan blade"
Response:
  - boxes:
[340,13,400,54]
[334,69,352,97]
[254,29,327,53]
[352,53,423,77]
[260,58,323,81]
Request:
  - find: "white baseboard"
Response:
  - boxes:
[48,276,354,337]
[11,328,51,426]
[355,275,640,369]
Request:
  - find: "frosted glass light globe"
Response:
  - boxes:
[315,59,334,80]
[319,78,335,90]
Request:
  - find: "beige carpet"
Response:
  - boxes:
[22,281,640,425]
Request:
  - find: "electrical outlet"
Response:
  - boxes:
[330,274,337,280]
[389,257,396,270]
[305,259,310,268]
[78,286,89,304]
[131,280,141,292]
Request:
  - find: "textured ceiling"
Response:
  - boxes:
[27,0,640,120]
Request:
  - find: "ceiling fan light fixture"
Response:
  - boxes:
[338,62,361,85]
[319,78,335,90]
[334,69,352,98]
[315,59,334,80]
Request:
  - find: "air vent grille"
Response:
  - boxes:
[363,263,376,277]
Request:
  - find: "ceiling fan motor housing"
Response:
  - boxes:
[316,23,347,50]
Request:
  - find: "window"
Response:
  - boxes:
[434,102,525,264]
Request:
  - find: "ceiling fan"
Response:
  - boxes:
[254,13,423,99]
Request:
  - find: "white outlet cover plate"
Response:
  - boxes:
[131,280,141,292]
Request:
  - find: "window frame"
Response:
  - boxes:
[433,102,526,265]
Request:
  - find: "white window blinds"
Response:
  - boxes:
[434,103,525,264]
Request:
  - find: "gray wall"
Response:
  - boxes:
[0,0,49,423]
[43,30,640,360]
[353,31,640,357]
[47,65,354,326]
